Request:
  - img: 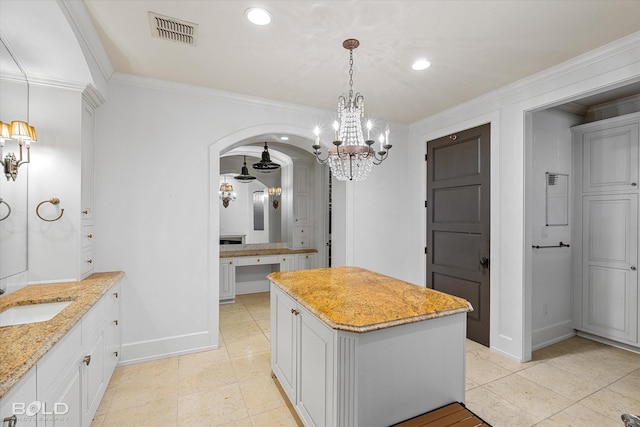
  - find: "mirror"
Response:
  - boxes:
[0,36,29,282]
[219,154,283,245]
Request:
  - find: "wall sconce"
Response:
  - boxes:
[0,120,36,181]
[268,187,281,209]
[219,177,236,208]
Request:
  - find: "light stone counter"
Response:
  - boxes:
[220,248,317,258]
[0,271,124,399]
[267,266,472,333]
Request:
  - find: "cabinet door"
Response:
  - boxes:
[297,306,334,427]
[297,254,316,270]
[81,99,95,223]
[270,286,298,404]
[581,194,638,343]
[82,330,105,426]
[294,164,310,223]
[581,123,639,193]
[0,368,37,427]
[219,259,235,301]
[43,364,82,427]
[104,305,121,379]
[280,255,296,272]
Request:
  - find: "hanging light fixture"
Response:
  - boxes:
[312,39,392,182]
[0,120,36,181]
[219,176,236,208]
[234,156,256,182]
[252,142,280,173]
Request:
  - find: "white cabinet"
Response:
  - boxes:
[572,112,640,348]
[279,255,296,272]
[219,258,235,302]
[270,286,334,427]
[79,96,96,280]
[0,369,37,427]
[0,279,122,427]
[296,253,316,270]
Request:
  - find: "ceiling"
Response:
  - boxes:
[81,1,640,124]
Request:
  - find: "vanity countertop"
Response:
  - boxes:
[220,248,317,258]
[267,266,472,333]
[0,271,124,399]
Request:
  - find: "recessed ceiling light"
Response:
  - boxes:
[412,59,431,71]
[280,136,289,141]
[245,8,271,25]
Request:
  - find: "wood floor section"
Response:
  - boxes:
[392,402,491,427]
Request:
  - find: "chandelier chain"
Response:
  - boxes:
[348,48,354,102]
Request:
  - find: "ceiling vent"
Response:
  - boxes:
[148,12,197,46]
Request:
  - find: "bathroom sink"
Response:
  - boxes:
[0,301,73,327]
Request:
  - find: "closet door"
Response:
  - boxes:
[582,193,638,343]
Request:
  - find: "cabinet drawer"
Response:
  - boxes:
[105,281,121,311]
[293,238,310,249]
[81,225,95,249]
[81,248,94,276]
[235,255,279,266]
[293,226,310,238]
[37,323,82,397]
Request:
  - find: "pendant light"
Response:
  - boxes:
[234,156,256,182]
[252,142,280,173]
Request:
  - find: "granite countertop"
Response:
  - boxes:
[0,271,124,400]
[267,266,472,333]
[220,248,318,258]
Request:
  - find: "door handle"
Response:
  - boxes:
[632,266,637,271]
[480,257,489,269]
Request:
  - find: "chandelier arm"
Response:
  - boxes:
[313,151,330,165]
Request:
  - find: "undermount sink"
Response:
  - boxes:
[0,301,73,327]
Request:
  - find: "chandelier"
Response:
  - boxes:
[219,176,236,208]
[312,39,392,182]
[252,142,280,172]
[234,156,256,182]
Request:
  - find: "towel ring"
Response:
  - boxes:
[36,198,64,222]
[0,197,11,222]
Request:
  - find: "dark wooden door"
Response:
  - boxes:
[426,123,491,346]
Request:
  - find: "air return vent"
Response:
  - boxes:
[148,12,197,45]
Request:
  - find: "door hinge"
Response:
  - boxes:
[425,200,428,208]
[425,247,428,254]
[425,154,428,161]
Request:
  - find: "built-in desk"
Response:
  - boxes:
[219,247,317,302]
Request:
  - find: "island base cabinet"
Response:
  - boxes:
[270,283,467,427]
[0,369,37,427]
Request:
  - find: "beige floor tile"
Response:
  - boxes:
[256,317,271,335]
[517,362,602,400]
[178,383,248,426]
[117,356,179,380]
[221,320,264,342]
[226,333,271,358]
[90,414,104,427]
[179,359,237,395]
[219,308,254,325]
[465,351,512,385]
[535,403,621,427]
[179,347,230,365]
[239,376,288,415]
[231,351,272,382]
[608,368,640,398]
[546,351,629,387]
[483,374,574,421]
[250,405,299,426]
[103,396,177,427]
[109,380,178,411]
[473,346,534,372]
[248,305,271,320]
[465,377,480,391]
[465,387,540,427]
[465,339,487,353]
[216,417,253,427]
[580,388,640,421]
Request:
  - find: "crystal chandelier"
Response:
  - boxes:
[312,39,392,182]
[219,176,236,208]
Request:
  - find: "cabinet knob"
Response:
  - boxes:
[291,309,299,316]
[82,209,89,215]
[632,183,637,186]
[257,259,260,262]
[87,259,93,264]
[114,292,119,298]
[87,233,93,239]
[114,351,119,358]
[632,266,637,271]
[83,355,92,366]
[114,319,119,326]
[3,415,17,427]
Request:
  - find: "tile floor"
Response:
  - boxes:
[91,292,640,426]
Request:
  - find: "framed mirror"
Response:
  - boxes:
[0,36,29,281]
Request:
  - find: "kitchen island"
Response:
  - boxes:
[268,266,473,427]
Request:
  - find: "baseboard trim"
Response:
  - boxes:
[576,331,640,354]
[119,331,218,365]
[532,320,575,351]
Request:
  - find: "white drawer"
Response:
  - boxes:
[293,226,310,238]
[81,248,94,276]
[293,238,310,249]
[235,255,279,266]
[82,296,106,344]
[81,225,95,249]
[105,281,121,311]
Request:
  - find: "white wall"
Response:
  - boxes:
[94,74,410,363]
[408,32,640,361]
[530,108,583,349]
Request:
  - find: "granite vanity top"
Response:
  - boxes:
[0,271,124,399]
[267,266,472,333]
[220,248,317,258]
